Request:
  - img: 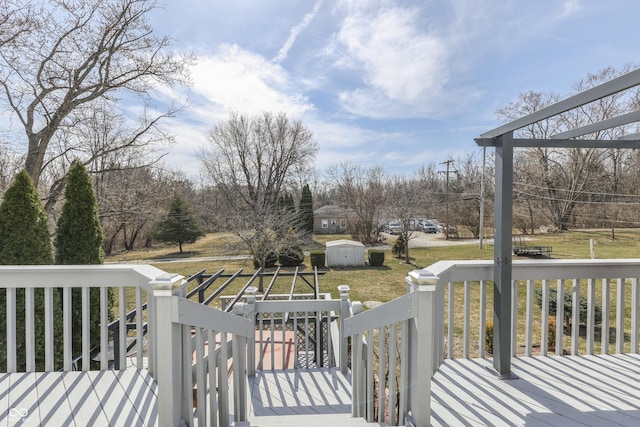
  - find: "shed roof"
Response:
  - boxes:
[325,239,364,248]
[314,205,353,216]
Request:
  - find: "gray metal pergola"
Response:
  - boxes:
[476,68,640,377]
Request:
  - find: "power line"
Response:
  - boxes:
[514,181,640,199]
[438,159,458,240]
[514,189,640,206]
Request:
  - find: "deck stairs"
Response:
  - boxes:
[248,368,379,426]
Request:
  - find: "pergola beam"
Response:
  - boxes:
[551,110,640,140]
[480,68,640,138]
[475,138,640,149]
[476,67,640,379]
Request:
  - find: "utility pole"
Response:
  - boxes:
[438,159,457,240]
[479,146,487,249]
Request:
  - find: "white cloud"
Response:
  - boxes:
[560,0,582,18]
[273,0,325,63]
[189,44,313,118]
[328,3,479,118]
[338,7,449,102]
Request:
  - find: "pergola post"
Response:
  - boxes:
[493,132,514,377]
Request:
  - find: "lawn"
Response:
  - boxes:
[108,229,640,357]
[107,229,640,303]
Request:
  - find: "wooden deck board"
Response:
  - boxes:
[35,372,76,427]
[1,369,157,426]
[114,369,158,427]
[250,368,353,417]
[432,354,640,426]
[7,373,41,426]
[63,371,112,426]
[0,373,10,427]
[1,354,639,426]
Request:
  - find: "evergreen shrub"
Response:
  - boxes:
[278,244,304,267]
[310,250,325,268]
[368,250,385,266]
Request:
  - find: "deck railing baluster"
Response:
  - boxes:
[463,280,470,358]
[81,287,90,371]
[602,278,610,354]
[525,280,533,356]
[541,279,550,356]
[617,278,625,353]
[479,280,487,358]
[63,287,72,371]
[556,279,564,355]
[135,286,143,369]
[447,282,454,359]
[632,277,639,353]
[571,279,580,355]
[25,287,35,372]
[118,287,126,368]
[586,278,596,355]
[44,287,54,371]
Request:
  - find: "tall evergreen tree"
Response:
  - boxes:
[54,162,110,366]
[55,162,104,264]
[152,194,204,253]
[0,170,62,371]
[0,170,52,264]
[285,194,296,215]
[299,184,314,233]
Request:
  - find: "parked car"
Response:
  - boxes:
[438,223,457,233]
[420,220,438,233]
[387,221,402,235]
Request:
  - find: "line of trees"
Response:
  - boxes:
[0,163,106,371]
[1,0,639,265]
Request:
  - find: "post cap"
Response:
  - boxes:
[150,273,184,290]
[405,269,440,289]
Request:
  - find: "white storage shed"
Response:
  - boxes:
[326,239,365,267]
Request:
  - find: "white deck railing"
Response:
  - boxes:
[155,281,353,427]
[425,259,640,362]
[343,258,640,427]
[4,259,639,427]
[0,265,165,374]
[153,277,254,427]
[343,270,439,427]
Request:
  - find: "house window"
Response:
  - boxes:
[322,219,329,228]
[340,219,346,229]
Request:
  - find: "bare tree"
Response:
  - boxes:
[446,153,486,239]
[201,112,317,290]
[0,0,191,189]
[385,175,424,263]
[327,163,386,245]
[496,66,639,232]
[41,99,176,211]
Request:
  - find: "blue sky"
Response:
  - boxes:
[149,0,639,175]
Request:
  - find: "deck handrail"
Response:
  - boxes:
[422,258,640,361]
[0,264,168,374]
[343,271,439,427]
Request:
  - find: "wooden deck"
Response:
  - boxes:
[2,354,639,426]
[0,369,157,427]
[432,353,640,426]
[248,368,371,426]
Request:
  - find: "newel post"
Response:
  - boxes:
[404,269,439,427]
[150,273,186,427]
[245,286,257,377]
[232,303,250,426]
[338,285,351,373]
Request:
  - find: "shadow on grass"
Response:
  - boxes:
[148,250,205,260]
[327,265,392,271]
